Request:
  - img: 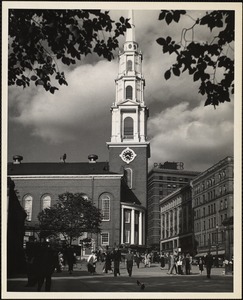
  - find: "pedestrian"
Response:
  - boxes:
[65,245,76,274]
[160,251,165,269]
[25,240,39,287]
[185,253,191,275]
[35,241,59,292]
[177,254,183,275]
[125,249,134,277]
[87,251,97,275]
[103,250,112,273]
[113,247,121,276]
[198,257,204,275]
[134,251,141,268]
[167,252,171,271]
[144,251,151,267]
[168,252,177,275]
[205,251,214,278]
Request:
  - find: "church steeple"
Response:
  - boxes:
[107,10,150,212]
[125,10,136,46]
[109,11,148,143]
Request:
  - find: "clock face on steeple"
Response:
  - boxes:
[119,147,137,164]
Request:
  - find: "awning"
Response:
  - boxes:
[210,250,225,256]
[195,252,207,257]
[195,250,225,257]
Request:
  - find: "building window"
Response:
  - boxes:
[220,200,223,210]
[42,194,51,210]
[127,60,132,71]
[101,194,110,221]
[224,199,228,209]
[125,230,130,243]
[126,85,133,99]
[125,210,131,223]
[23,195,33,221]
[124,117,133,138]
[101,233,109,245]
[124,168,132,189]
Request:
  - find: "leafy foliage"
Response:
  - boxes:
[38,192,102,245]
[9,9,131,93]
[157,10,234,107]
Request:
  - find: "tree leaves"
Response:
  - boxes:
[157,10,234,107]
[38,192,102,244]
[9,9,131,94]
[158,10,186,24]
[164,69,171,80]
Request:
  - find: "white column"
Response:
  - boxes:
[131,209,135,244]
[172,209,175,236]
[164,213,167,239]
[121,206,124,244]
[139,211,143,245]
[177,208,180,234]
[142,212,145,245]
[168,211,171,237]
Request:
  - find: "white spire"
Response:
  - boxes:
[126,10,135,42]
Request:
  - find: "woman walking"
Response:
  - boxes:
[134,251,141,268]
[198,257,204,275]
[160,251,165,269]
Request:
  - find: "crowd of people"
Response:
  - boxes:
[24,241,219,292]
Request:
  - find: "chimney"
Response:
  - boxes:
[13,155,23,164]
[88,154,98,163]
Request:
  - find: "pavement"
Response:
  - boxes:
[6,261,234,294]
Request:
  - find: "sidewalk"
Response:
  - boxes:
[6,261,233,293]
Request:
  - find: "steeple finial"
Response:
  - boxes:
[126,10,135,42]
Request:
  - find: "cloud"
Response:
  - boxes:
[9,60,117,143]
[148,101,234,171]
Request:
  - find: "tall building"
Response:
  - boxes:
[7,11,149,252]
[191,156,234,261]
[147,162,199,248]
[159,184,196,254]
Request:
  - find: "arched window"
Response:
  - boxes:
[23,195,33,221]
[126,85,133,99]
[42,194,51,210]
[127,60,132,71]
[124,117,133,139]
[100,193,111,221]
[124,168,133,189]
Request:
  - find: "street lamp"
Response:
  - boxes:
[215,225,219,268]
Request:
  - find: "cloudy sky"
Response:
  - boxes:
[7,5,236,172]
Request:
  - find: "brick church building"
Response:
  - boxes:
[8,12,150,253]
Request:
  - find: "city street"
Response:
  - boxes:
[7,261,233,293]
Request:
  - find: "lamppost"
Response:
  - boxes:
[215,225,219,268]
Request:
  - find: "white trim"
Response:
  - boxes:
[121,203,146,211]
[9,174,123,180]
[107,142,149,147]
